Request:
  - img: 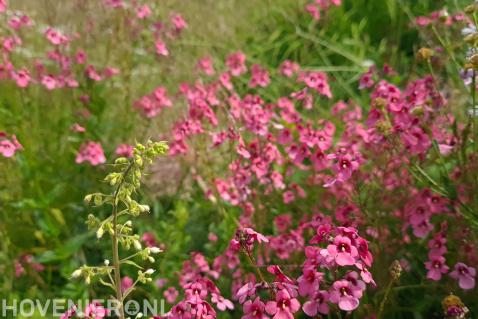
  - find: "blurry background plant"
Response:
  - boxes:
[0,0,477,318]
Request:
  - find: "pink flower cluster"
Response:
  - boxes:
[0,132,22,158]
[305,0,341,20]
[75,141,106,166]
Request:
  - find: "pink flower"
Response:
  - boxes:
[329,280,361,311]
[45,27,67,46]
[121,276,133,293]
[230,228,269,252]
[41,75,57,90]
[103,0,123,8]
[14,260,25,277]
[211,294,234,311]
[75,141,106,165]
[115,144,133,158]
[280,60,300,77]
[302,290,329,316]
[0,0,6,13]
[136,5,151,19]
[142,232,158,247]
[236,282,260,304]
[185,282,208,304]
[71,123,86,133]
[85,65,102,81]
[297,267,323,297]
[84,302,108,319]
[171,13,188,32]
[306,4,320,20]
[226,51,247,76]
[197,56,215,76]
[326,235,358,266]
[155,40,169,56]
[249,64,270,88]
[12,69,31,88]
[0,134,22,158]
[242,297,268,319]
[425,255,449,281]
[450,262,476,290]
[164,287,179,304]
[265,289,300,319]
[60,305,77,319]
[299,71,332,98]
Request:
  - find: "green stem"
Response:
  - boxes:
[111,162,134,319]
[377,280,394,319]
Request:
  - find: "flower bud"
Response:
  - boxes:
[104,259,110,266]
[96,226,105,239]
[134,240,142,250]
[145,268,155,275]
[71,269,82,278]
[417,47,433,61]
[149,247,162,254]
[389,260,402,280]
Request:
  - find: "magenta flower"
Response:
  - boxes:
[302,290,329,316]
[297,267,323,297]
[450,262,476,290]
[211,294,234,311]
[185,282,208,304]
[121,276,133,293]
[226,51,247,76]
[75,141,106,166]
[265,289,300,319]
[164,287,179,304]
[242,297,268,319]
[326,235,358,266]
[12,68,31,88]
[84,302,108,319]
[329,280,362,311]
[424,255,449,281]
[0,134,22,158]
[155,40,169,57]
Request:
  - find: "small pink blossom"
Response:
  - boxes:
[121,276,133,293]
[425,255,449,281]
[329,280,361,311]
[226,51,247,76]
[326,235,358,266]
[242,297,268,319]
[265,289,300,319]
[12,69,31,88]
[164,287,179,304]
[84,302,109,319]
[75,141,106,165]
[136,5,151,19]
[450,262,476,290]
[155,40,169,56]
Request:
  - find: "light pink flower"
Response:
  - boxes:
[164,287,179,304]
[155,40,169,56]
[84,302,108,319]
[265,289,300,319]
[75,141,106,165]
[450,262,476,290]
[329,280,361,311]
[425,255,449,281]
[121,276,133,293]
[302,290,329,316]
[326,235,358,266]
